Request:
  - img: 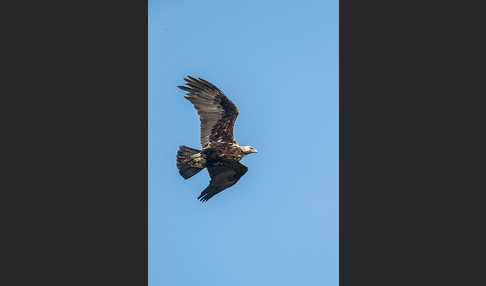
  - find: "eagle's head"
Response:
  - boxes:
[240,146,258,155]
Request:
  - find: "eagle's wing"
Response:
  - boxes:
[178,76,239,148]
[198,160,248,202]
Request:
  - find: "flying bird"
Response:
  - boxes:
[176,76,258,202]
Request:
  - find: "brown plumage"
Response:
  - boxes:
[178,75,238,147]
[176,76,258,202]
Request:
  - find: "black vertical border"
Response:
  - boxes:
[3,1,148,285]
[340,1,484,285]
[340,0,424,283]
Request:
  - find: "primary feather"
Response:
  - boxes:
[178,76,239,148]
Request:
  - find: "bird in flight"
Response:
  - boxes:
[176,76,258,202]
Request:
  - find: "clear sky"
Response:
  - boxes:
[149,0,338,285]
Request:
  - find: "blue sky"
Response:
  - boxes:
[149,0,338,285]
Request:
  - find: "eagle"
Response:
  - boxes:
[176,76,258,202]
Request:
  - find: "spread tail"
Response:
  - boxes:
[176,145,205,179]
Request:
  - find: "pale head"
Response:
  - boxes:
[240,145,258,154]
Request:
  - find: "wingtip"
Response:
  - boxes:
[198,77,218,91]
[186,75,197,82]
[197,193,210,202]
[178,85,194,93]
[182,76,218,92]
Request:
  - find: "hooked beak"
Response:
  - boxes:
[252,148,258,153]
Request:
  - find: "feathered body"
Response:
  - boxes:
[176,76,257,202]
[204,142,253,161]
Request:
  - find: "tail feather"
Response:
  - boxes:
[176,146,205,179]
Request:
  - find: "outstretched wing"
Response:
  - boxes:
[198,160,248,202]
[178,76,239,148]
